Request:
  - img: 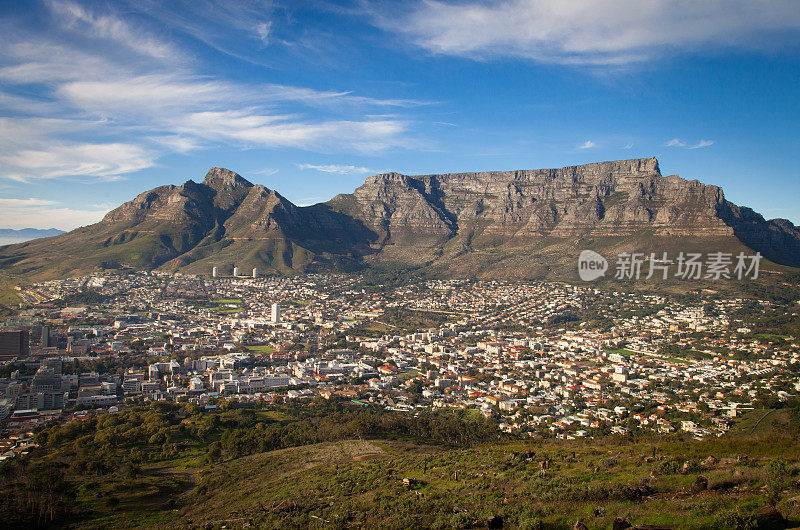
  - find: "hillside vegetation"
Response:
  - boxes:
[0,272,22,315]
[1,400,799,529]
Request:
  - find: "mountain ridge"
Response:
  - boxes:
[1,158,798,281]
[0,228,65,247]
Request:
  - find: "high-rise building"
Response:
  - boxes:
[252,268,258,278]
[233,266,240,277]
[41,325,50,348]
[271,303,281,324]
[212,266,218,278]
[0,330,29,361]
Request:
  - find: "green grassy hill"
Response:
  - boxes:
[185,436,800,529]
[2,401,799,529]
[0,272,22,316]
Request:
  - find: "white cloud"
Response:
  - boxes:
[689,139,715,149]
[0,202,109,230]
[255,21,272,45]
[0,40,121,84]
[578,140,596,149]
[0,198,59,207]
[0,117,156,182]
[0,1,418,183]
[381,0,800,65]
[127,0,276,60]
[175,111,410,153]
[297,164,375,175]
[46,0,184,62]
[149,135,202,154]
[1,143,154,182]
[55,76,425,121]
[56,76,232,114]
[666,138,714,149]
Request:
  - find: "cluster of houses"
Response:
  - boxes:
[1,272,798,446]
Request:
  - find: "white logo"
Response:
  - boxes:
[577,250,761,281]
[578,250,608,281]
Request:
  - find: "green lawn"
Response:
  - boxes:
[246,345,277,354]
[604,348,637,357]
[197,298,245,314]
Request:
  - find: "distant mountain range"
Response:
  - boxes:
[1,158,798,281]
[0,228,65,246]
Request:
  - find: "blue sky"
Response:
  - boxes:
[0,0,798,229]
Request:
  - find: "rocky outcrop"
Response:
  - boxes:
[333,158,735,240]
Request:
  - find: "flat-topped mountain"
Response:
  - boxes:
[1,159,798,280]
[330,158,800,277]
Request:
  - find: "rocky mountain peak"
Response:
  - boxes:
[202,167,252,190]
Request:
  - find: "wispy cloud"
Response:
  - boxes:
[578,140,596,149]
[0,1,418,182]
[689,139,715,149]
[126,0,277,62]
[666,138,715,149]
[0,199,109,230]
[0,198,59,207]
[255,21,272,45]
[375,0,800,65]
[177,111,409,153]
[1,143,153,182]
[622,143,633,149]
[249,168,280,176]
[297,163,375,175]
[47,0,183,61]
[0,117,156,181]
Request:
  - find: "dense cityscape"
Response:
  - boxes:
[2,271,798,464]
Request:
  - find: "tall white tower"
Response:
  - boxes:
[271,303,281,324]
[252,268,258,278]
[212,266,218,278]
[233,266,240,277]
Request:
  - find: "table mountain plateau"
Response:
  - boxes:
[1,158,798,281]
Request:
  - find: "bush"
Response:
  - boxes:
[712,508,756,530]
[654,459,682,475]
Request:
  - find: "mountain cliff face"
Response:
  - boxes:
[328,157,800,275]
[0,159,798,280]
[333,158,728,239]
